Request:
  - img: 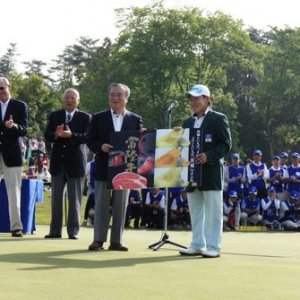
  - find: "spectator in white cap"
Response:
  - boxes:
[179,84,232,258]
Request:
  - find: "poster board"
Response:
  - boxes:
[108,128,202,190]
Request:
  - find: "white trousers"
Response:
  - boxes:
[187,190,223,253]
[0,154,23,231]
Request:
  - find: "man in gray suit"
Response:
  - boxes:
[44,88,91,239]
[0,76,28,237]
[87,83,144,251]
[179,84,231,258]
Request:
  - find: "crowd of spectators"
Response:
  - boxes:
[223,150,300,231]
[20,135,51,188]
[82,149,300,232]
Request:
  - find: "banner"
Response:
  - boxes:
[107,128,202,190]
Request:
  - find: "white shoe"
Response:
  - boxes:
[202,249,220,258]
[179,247,202,256]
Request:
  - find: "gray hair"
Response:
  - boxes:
[108,83,130,98]
[63,88,80,100]
[0,76,10,86]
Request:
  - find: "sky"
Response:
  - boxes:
[2,0,300,71]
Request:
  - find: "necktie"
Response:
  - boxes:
[66,113,71,124]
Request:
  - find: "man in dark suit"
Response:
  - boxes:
[179,84,231,258]
[87,83,144,251]
[0,76,28,237]
[44,88,91,239]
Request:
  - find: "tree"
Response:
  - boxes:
[0,43,19,76]
[50,36,100,90]
[112,2,249,152]
[254,27,300,159]
[23,59,48,78]
[10,74,61,136]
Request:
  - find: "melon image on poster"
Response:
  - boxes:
[156,128,190,148]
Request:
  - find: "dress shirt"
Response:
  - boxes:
[193,107,210,128]
[110,109,127,132]
[0,98,10,121]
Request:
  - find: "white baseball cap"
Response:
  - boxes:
[186,84,210,97]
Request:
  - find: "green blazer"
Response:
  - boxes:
[183,110,232,191]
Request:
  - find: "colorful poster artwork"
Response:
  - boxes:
[108,129,202,190]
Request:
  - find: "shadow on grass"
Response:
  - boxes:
[0,249,192,271]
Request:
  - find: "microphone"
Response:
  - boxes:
[167,100,178,112]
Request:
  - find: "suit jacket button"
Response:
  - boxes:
[61,155,64,158]
[63,145,66,148]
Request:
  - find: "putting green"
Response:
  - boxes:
[0,226,300,300]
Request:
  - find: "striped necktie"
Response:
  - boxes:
[66,113,71,124]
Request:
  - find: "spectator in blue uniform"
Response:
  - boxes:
[143,188,165,229]
[241,186,262,226]
[279,190,300,230]
[279,152,289,170]
[267,156,288,200]
[223,190,241,230]
[261,186,281,229]
[125,189,142,228]
[287,152,300,193]
[170,189,190,228]
[225,153,246,199]
[246,149,269,199]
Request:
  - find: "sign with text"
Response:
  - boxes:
[108,129,202,190]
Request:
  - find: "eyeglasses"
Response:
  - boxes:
[0,86,7,90]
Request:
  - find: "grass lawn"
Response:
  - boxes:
[1,192,300,300]
[35,190,88,225]
[1,227,300,300]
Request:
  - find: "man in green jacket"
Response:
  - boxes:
[179,84,231,258]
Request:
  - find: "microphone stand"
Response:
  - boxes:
[148,104,187,251]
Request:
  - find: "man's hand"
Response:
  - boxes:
[101,143,113,153]
[55,124,72,138]
[4,114,15,129]
[195,152,207,164]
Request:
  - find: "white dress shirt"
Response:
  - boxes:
[110,109,127,132]
[1,98,10,121]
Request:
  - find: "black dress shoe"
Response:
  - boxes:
[11,230,23,237]
[68,235,78,240]
[44,234,62,239]
[88,241,104,251]
[108,243,128,251]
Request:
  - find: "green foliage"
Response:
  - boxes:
[254,28,300,158]
[3,3,300,161]
[10,74,61,136]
